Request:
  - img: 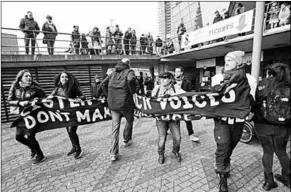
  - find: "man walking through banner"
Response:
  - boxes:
[101,58,136,161]
[175,67,200,142]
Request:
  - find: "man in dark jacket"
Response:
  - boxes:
[155,36,163,56]
[113,25,123,55]
[174,67,200,142]
[124,28,132,55]
[19,11,40,55]
[101,58,136,161]
[71,25,80,54]
[42,15,57,55]
[91,74,105,100]
[140,34,148,55]
[177,18,186,51]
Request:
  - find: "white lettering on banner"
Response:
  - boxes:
[143,97,152,110]
[48,111,63,122]
[192,95,207,108]
[134,95,142,109]
[60,112,70,121]
[86,100,93,106]
[24,116,36,129]
[76,109,90,122]
[222,90,236,103]
[92,108,103,121]
[157,98,168,110]
[57,97,65,109]
[103,107,111,118]
[183,114,191,121]
[172,114,182,120]
[43,100,54,108]
[37,111,49,123]
[70,100,80,108]
[181,96,194,109]
[181,9,254,49]
[169,96,182,109]
[207,93,220,106]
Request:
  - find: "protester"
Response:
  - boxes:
[8,69,46,164]
[254,63,290,190]
[19,11,40,55]
[278,3,290,26]
[174,67,199,142]
[147,32,154,55]
[211,50,256,192]
[151,71,185,164]
[91,27,101,55]
[124,27,132,55]
[268,2,280,29]
[235,3,245,15]
[113,25,123,55]
[165,38,174,54]
[91,74,105,100]
[42,15,57,55]
[155,36,163,56]
[140,34,148,55]
[144,73,154,97]
[101,58,136,161]
[47,71,85,159]
[105,26,114,55]
[130,29,137,55]
[177,18,186,51]
[71,25,80,55]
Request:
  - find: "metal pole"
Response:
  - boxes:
[251,1,265,81]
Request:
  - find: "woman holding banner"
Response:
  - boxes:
[151,71,185,164]
[47,71,85,159]
[8,69,46,164]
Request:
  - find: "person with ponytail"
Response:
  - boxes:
[8,69,46,164]
[254,63,290,190]
[47,71,85,159]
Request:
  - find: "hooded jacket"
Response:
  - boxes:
[42,21,58,39]
[101,62,136,111]
[19,15,40,35]
[175,76,191,92]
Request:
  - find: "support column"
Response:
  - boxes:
[251,1,265,81]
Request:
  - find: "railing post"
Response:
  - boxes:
[251,1,265,81]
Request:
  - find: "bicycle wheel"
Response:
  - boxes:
[240,121,254,143]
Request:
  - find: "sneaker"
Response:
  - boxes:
[30,151,36,159]
[123,140,132,147]
[67,148,76,156]
[33,155,46,164]
[189,134,200,142]
[110,155,118,161]
[74,150,83,159]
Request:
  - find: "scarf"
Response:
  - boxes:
[19,81,31,88]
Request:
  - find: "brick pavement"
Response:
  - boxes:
[1,118,290,192]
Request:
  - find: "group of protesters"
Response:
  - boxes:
[8,47,290,191]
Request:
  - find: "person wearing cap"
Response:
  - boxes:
[19,11,40,55]
[211,50,257,192]
[151,71,185,164]
[100,58,136,161]
[42,15,57,55]
[71,25,80,54]
[112,25,123,55]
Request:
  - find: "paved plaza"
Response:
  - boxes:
[1,118,290,192]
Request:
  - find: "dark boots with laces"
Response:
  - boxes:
[218,173,228,192]
[263,172,278,191]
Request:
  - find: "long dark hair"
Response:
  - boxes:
[54,71,81,97]
[11,69,40,88]
[267,62,290,85]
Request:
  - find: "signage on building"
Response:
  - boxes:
[181,10,254,49]
[243,52,264,64]
[196,58,216,68]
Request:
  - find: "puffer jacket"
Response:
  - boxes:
[19,15,40,35]
[8,82,45,110]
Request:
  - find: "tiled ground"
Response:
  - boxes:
[1,118,290,192]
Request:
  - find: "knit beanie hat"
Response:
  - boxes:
[225,50,245,65]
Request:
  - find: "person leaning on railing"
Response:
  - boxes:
[71,25,81,55]
[130,30,137,55]
[19,11,40,55]
[147,32,154,55]
[8,69,46,164]
[113,24,123,55]
[42,15,57,55]
[155,36,163,56]
[278,3,291,27]
[105,26,114,55]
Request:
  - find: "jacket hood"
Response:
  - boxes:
[115,61,130,72]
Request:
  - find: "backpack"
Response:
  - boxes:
[261,83,291,125]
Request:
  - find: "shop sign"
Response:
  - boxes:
[196,58,216,68]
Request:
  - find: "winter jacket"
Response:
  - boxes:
[19,15,40,36]
[113,30,123,43]
[71,31,80,44]
[42,22,57,40]
[144,77,154,91]
[140,36,148,46]
[124,30,132,44]
[130,34,137,45]
[50,84,85,99]
[92,31,101,43]
[8,82,45,111]
[91,82,105,99]
[147,35,154,45]
[213,14,223,23]
[175,76,191,92]
[155,38,163,47]
[177,24,186,37]
[105,31,114,45]
[101,62,136,111]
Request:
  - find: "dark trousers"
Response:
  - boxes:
[255,123,290,175]
[47,40,55,55]
[131,45,136,55]
[214,119,244,173]
[74,43,80,54]
[124,40,130,55]
[141,45,146,55]
[185,121,194,135]
[15,127,43,156]
[115,40,122,55]
[66,126,81,151]
[156,120,181,154]
[147,44,153,54]
[24,33,36,55]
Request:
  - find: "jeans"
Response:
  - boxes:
[255,123,290,175]
[110,109,134,157]
[115,40,122,55]
[74,43,80,54]
[66,126,81,151]
[15,127,43,156]
[185,121,194,136]
[156,120,181,154]
[47,40,55,55]
[214,119,244,173]
[124,40,130,55]
[131,45,136,55]
[24,33,36,55]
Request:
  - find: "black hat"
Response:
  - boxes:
[46,15,52,20]
[158,71,174,79]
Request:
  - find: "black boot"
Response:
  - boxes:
[274,172,290,188]
[172,152,182,162]
[158,153,164,164]
[218,173,228,192]
[263,172,278,191]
